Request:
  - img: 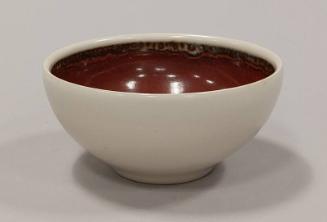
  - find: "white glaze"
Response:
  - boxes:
[43,33,282,184]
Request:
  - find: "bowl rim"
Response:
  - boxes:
[43,33,283,96]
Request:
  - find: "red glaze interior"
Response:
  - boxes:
[51,42,275,94]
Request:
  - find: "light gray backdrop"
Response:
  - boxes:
[0,0,326,221]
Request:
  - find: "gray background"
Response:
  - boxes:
[0,0,326,221]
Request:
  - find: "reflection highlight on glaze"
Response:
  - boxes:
[170,81,184,94]
[126,80,136,90]
[155,67,166,72]
[137,74,146,78]
[167,74,176,78]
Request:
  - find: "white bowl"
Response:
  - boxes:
[43,33,282,184]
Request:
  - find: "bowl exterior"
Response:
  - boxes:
[44,68,282,183]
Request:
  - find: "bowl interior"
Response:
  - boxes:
[49,40,275,94]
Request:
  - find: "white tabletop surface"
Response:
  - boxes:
[0,0,326,221]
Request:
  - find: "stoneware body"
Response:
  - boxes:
[43,33,282,184]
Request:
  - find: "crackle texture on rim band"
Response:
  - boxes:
[51,41,275,74]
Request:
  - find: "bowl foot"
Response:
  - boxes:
[113,165,216,185]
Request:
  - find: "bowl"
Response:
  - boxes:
[43,33,282,184]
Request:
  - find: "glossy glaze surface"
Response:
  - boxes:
[51,42,274,94]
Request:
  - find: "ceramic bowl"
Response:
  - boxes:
[43,33,282,184]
